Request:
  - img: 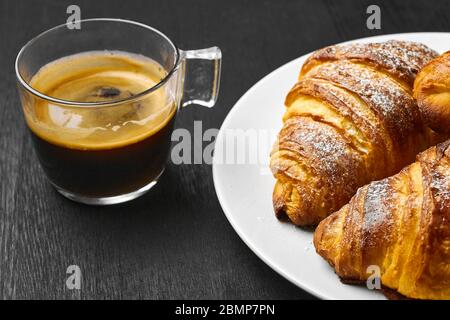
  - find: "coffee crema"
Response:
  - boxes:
[23,51,177,197]
[26,51,176,150]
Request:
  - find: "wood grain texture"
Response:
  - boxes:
[0,0,449,300]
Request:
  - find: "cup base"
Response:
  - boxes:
[52,169,164,205]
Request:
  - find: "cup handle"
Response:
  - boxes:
[179,47,222,108]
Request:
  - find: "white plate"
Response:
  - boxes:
[212,33,450,300]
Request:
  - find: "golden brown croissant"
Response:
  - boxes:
[414,51,450,134]
[270,40,444,226]
[314,140,450,300]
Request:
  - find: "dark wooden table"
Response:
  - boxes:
[0,0,448,299]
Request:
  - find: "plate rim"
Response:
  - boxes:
[212,32,450,300]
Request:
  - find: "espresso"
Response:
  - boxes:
[24,51,176,198]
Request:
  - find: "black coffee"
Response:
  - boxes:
[24,51,176,197]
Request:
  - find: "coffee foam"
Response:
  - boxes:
[24,51,176,150]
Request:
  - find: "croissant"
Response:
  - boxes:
[414,51,450,134]
[314,140,450,300]
[270,40,444,226]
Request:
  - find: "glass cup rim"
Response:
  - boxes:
[15,18,181,108]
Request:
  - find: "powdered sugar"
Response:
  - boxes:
[363,179,394,232]
[306,60,422,145]
[305,40,438,85]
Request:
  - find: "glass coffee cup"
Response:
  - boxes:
[15,18,221,205]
